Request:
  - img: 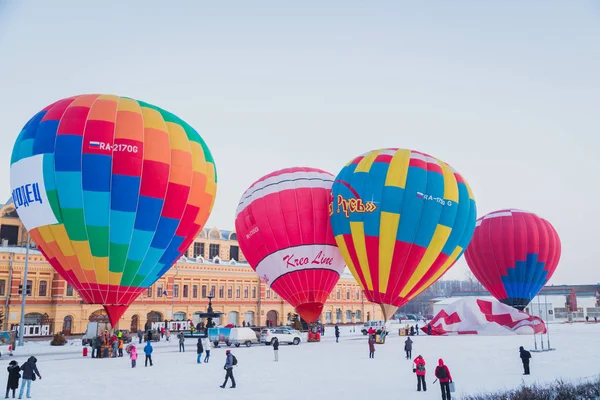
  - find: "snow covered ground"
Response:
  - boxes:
[4,323,600,399]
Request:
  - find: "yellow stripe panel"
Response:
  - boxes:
[190,142,205,172]
[335,235,367,292]
[38,225,55,243]
[140,107,168,130]
[400,224,452,297]
[384,149,411,188]
[406,246,463,300]
[94,257,109,285]
[354,149,383,173]
[349,221,373,291]
[465,180,475,200]
[97,94,120,102]
[50,225,75,257]
[435,158,459,202]
[117,98,142,113]
[109,272,123,285]
[378,211,400,292]
[71,241,94,271]
[166,122,191,152]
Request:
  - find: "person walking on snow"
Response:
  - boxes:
[137,330,143,344]
[18,356,41,399]
[196,338,204,364]
[414,355,427,392]
[435,358,453,400]
[130,345,138,368]
[273,337,279,362]
[111,338,118,358]
[368,335,375,359]
[144,342,154,367]
[519,346,531,375]
[202,336,211,363]
[6,360,20,399]
[220,350,236,389]
[178,332,185,352]
[404,337,413,359]
[334,325,340,343]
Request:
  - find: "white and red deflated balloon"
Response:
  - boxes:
[235,167,346,323]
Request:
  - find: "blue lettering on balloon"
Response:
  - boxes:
[12,183,43,210]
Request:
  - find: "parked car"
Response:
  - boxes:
[260,328,302,345]
[361,320,386,335]
[230,327,260,347]
[424,314,434,321]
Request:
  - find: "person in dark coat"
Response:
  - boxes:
[273,337,279,362]
[368,335,375,359]
[220,350,236,389]
[519,346,531,375]
[196,338,204,364]
[6,360,20,399]
[404,337,413,359]
[435,358,453,400]
[427,324,432,335]
[144,342,154,367]
[18,356,41,399]
[334,325,340,343]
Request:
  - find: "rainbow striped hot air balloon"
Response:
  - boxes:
[330,148,476,320]
[9,94,217,325]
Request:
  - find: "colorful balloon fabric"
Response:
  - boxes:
[9,94,217,325]
[235,167,346,323]
[329,148,477,318]
[464,209,561,310]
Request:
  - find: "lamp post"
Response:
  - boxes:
[17,234,31,347]
[351,312,356,333]
[171,264,179,320]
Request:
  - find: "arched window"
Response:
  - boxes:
[199,230,206,238]
[209,230,221,240]
[336,308,342,323]
[38,281,47,297]
[355,310,362,322]
[325,311,332,324]
[24,313,43,325]
[229,233,237,241]
[174,312,186,321]
[346,309,352,322]
[62,315,73,335]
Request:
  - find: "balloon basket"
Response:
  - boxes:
[375,334,386,344]
[307,332,321,342]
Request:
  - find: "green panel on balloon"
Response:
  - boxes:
[87,226,109,257]
[61,209,88,241]
[109,243,129,273]
[46,190,63,224]
[131,274,147,288]
[120,259,142,285]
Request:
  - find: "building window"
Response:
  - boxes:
[336,289,340,299]
[183,285,189,298]
[236,287,241,299]
[230,233,237,241]
[209,230,221,240]
[266,289,271,299]
[356,290,360,300]
[228,286,233,299]
[192,285,198,298]
[356,310,362,322]
[201,285,207,298]
[244,286,249,298]
[174,284,179,298]
[274,292,278,299]
[66,284,74,297]
[346,309,352,321]
[209,243,220,259]
[157,284,163,297]
[230,245,239,261]
[219,286,224,298]
[211,285,215,297]
[39,280,47,297]
[0,280,5,296]
[346,290,350,300]
[147,287,152,297]
[27,280,32,295]
[336,308,342,322]
[252,287,256,299]
[193,242,205,258]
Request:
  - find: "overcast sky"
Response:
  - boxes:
[0,1,598,285]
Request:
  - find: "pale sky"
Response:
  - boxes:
[0,1,598,285]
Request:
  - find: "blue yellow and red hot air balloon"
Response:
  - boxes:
[329,148,477,320]
[9,94,217,325]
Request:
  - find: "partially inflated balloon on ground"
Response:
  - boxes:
[10,94,217,325]
[329,148,477,320]
[235,167,346,323]
[464,209,561,310]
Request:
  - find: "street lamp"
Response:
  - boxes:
[351,312,356,333]
[17,234,31,347]
[171,264,179,320]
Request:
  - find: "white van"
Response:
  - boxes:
[361,320,385,335]
[229,327,260,347]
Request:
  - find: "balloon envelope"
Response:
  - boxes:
[464,209,561,310]
[235,167,346,323]
[330,148,477,310]
[10,94,217,325]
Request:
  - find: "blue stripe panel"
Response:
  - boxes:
[158,235,185,265]
[55,171,83,208]
[440,183,469,255]
[109,210,136,245]
[17,139,34,160]
[137,247,165,277]
[82,154,112,192]
[348,172,368,223]
[457,198,477,249]
[397,166,426,243]
[82,190,110,226]
[33,120,59,155]
[413,171,444,248]
[330,163,357,235]
[22,111,45,140]
[362,163,388,237]
[110,175,140,212]
[140,264,167,287]
[134,196,163,231]
[54,134,83,172]
[150,217,179,249]
[502,254,548,300]
[127,229,155,261]
[380,186,404,214]
[42,154,56,191]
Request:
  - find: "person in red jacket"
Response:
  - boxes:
[413,355,427,392]
[435,358,453,400]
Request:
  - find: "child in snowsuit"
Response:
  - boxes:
[144,342,153,366]
[130,346,137,368]
[118,340,124,357]
[414,355,427,392]
[197,338,204,364]
[6,360,20,399]
[435,358,453,400]
[368,335,375,359]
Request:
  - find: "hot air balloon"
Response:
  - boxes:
[234,167,346,323]
[9,94,217,326]
[464,209,561,310]
[329,148,477,321]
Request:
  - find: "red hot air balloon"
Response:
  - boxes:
[235,167,346,323]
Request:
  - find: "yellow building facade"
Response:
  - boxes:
[0,199,383,335]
